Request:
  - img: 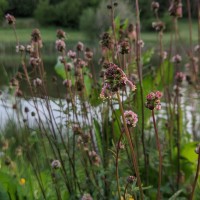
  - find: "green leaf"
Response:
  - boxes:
[181,142,198,164]
[168,189,183,200]
[0,183,9,200]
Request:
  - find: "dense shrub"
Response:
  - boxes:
[34,0,57,26]
[80,0,135,39]
[7,0,38,17]
[0,0,8,23]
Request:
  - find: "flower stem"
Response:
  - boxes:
[117,91,144,200]
[152,110,162,200]
[190,152,200,200]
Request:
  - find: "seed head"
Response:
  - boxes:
[100,32,114,50]
[55,39,66,52]
[118,40,130,54]
[77,42,84,51]
[51,160,61,169]
[169,1,182,18]
[16,45,25,53]
[175,72,185,83]
[85,48,93,60]
[151,1,160,12]
[88,151,101,166]
[100,63,136,98]
[81,194,93,200]
[33,78,42,87]
[5,14,16,25]
[152,21,165,32]
[67,50,76,59]
[171,54,182,63]
[127,176,136,184]
[31,29,42,43]
[56,29,66,39]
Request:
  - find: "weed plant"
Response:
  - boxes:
[0,0,200,199]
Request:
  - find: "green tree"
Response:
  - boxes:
[0,0,8,23]
[34,0,57,25]
[7,0,38,17]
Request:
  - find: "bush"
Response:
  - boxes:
[79,0,135,39]
[55,0,81,28]
[0,0,8,24]
[34,0,57,26]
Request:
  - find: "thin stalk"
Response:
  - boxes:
[123,182,129,200]
[134,0,147,182]
[152,110,162,200]
[117,91,144,200]
[176,86,181,189]
[190,151,200,200]
[115,132,124,199]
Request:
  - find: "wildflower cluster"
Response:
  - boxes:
[145,91,162,110]
[100,63,136,99]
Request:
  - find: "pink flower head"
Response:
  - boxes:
[5,14,15,25]
[55,39,66,52]
[146,92,156,100]
[124,110,138,127]
[171,54,182,63]
[146,91,162,110]
[100,63,136,98]
[67,50,76,59]
[155,91,162,99]
[175,72,185,83]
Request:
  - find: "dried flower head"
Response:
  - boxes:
[26,45,34,53]
[88,151,101,166]
[55,39,66,52]
[145,91,162,110]
[67,50,76,59]
[56,29,66,39]
[29,57,41,66]
[152,21,165,32]
[63,79,72,88]
[31,29,42,43]
[127,175,136,184]
[138,40,144,48]
[175,72,185,83]
[100,32,114,50]
[171,54,182,63]
[169,0,182,18]
[16,45,25,53]
[5,14,15,25]
[161,51,168,60]
[194,45,200,52]
[151,1,160,12]
[51,160,61,169]
[127,24,137,41]
[124,111,138,127]
[116,141,125,150]
[65,63,73,71]
[77,41,84,51]
[118,40,130,54]
[100,63,136,99]
[33,78,42,87]
[85,48,93,60]
[81,193,93,200]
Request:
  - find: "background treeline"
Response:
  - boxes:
[0,0,199,33]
